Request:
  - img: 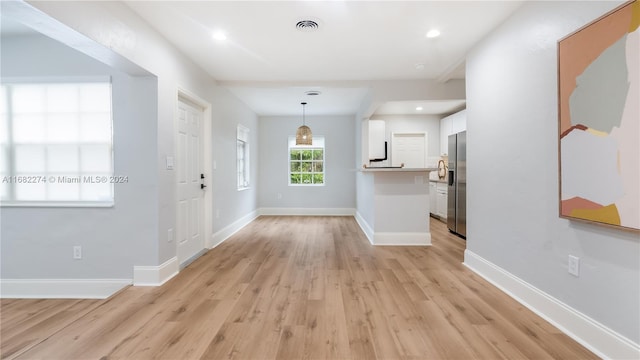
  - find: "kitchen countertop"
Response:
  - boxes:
[360,167,437,172]
[429,179,448,183]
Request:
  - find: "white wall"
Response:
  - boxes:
[466,0,639,356]
[210,87,258,231]
[4,1,259,275]
[258,115,355,211]
[355,93,374,228]
[0,34,158,279]
[367,114,441,167]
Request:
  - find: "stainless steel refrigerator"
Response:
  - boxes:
[447,131,466,238]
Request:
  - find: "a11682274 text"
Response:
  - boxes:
[1,175,129,184]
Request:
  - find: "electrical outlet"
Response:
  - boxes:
[168,229,174,243]
[73,246,82,260]
[568,255,580,277]
[277,193,282,200]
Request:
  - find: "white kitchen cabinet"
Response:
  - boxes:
[368,120,386,160]
[436,183,448,219]
[429,182,437,214]
[440,116,452,155]
[452,111,466,134]
[430,181,448,220]
[440,109,467,156]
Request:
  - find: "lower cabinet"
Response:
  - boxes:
[430,182,448,220]
[429,182,437,215]
[436,183,447,219]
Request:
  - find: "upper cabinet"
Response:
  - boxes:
[452,115,466,134]
[368,120,386,160]
[440,109,467,155]
[440,116,452,156]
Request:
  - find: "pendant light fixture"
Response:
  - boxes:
[295,102,312,145]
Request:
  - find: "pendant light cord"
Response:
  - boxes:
[301,102,307,126]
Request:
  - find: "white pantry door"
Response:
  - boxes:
[176,98,205,266]
[391,133,427,168]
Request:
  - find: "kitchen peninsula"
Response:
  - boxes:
[356,167,437,246]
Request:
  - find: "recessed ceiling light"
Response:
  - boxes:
[426,29,441,38]
[416,106,423,111]
[305,90,322,96]
[415,63,425,71]
[212,31,227,41]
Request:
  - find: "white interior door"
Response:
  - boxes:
[391,133,427,168]
[177,98,205,266]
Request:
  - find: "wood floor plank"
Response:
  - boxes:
[375,269,433,358]
[1,216,599,360]
[0,299,101,359]
[199,322,246,359]
[239,284,293,360]
[275,325,306,360]
[322,269,352,360]
[151,299,236,360]
[356,280,405,359]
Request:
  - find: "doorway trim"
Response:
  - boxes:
[175,87,213,265]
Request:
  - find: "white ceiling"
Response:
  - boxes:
[125,1,523,117]
[4,1,524,117]
[126,0,522,115]
[126,1,522,82]
[226,86,371,116]
[374,99,466,116]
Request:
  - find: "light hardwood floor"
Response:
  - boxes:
[1,216,597,360]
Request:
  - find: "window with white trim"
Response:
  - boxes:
[0,79,113,206]
[237,125,250,190]
[288,136,324,186]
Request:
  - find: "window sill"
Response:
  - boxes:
[0,201,115,208]
[237,187,251,192]
[288,184,325,187]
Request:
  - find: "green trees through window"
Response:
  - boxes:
[289,148,324,185]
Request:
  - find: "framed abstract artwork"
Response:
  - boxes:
[558,0,639,231]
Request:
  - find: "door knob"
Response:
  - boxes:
[201,184,207,189]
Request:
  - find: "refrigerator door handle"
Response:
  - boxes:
[448,170,454,186]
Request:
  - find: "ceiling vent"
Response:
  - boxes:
[296,19,320,32]
[305,90,322,96]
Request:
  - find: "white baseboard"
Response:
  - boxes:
[374,232,431,246]
[210,209,259,249]
[354,211,431,246]
[464,249,640,360]
[259,207,355,216]
[133,256,178,286]
[355,211,374,245]
[0,279,131,299]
